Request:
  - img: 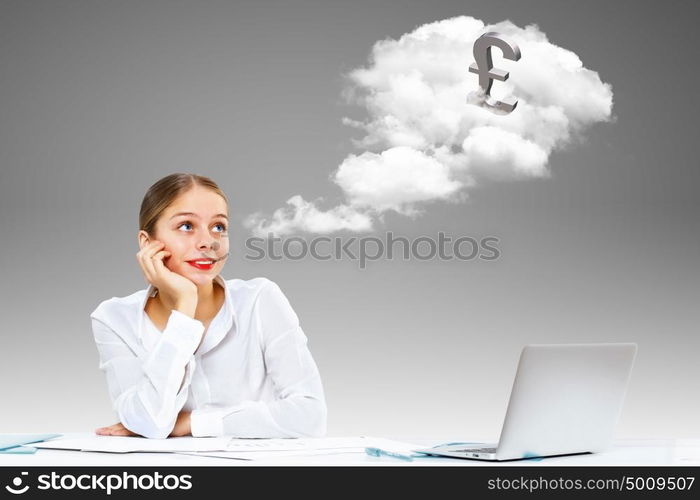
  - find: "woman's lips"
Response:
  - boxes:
[186,260,215,270]
[185,253,228,271]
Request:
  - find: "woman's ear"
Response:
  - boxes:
[137,230,150,250]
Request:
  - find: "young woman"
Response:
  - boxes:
[90,173,327,439]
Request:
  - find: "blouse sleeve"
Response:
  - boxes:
[190,281,327,438]
[91,309,205,439]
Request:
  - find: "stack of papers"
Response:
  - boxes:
[27,435,424,461]
[30,436,232,453]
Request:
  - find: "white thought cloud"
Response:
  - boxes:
[245,15,613,237]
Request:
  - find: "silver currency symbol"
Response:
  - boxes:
[468,32,521,114]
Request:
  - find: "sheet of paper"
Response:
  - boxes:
[180,437,425,460]
[30,435,233,453]
[177,448,366,461]
[224,436,415,452]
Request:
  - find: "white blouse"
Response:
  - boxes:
[90,274,327,439]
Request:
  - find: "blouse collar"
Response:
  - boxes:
[139,274,236,355]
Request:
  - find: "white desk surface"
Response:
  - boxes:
[1,434,698,466]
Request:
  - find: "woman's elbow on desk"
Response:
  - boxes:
[139,426,173,440]
[311,401,328,437]
[115,414,173,440]
[302,419,327,438]
[119,413,175,440]
[115,396,177,439]
[213,396,328,438]
[289,396,328,438]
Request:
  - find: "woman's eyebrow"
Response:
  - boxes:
[169,212,229,220]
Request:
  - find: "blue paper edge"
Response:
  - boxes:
[0,446,38,454]
[0,433,62,451]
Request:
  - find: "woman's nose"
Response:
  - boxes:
[197,240,220,251]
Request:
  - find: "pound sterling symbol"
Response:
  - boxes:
[468,32,521,114]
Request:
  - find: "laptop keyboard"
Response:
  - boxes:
[451,447,497,453]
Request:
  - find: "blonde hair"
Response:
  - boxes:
[139,173,228,237]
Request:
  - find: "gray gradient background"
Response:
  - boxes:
[1,0,698,440]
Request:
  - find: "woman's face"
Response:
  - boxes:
[140,185,230,288]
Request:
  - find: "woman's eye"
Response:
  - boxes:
[177,222,226,233]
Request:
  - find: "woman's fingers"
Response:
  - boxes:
[95,422,139,436]
[140,241,162,280]
[136,244,153,282]
[95,423,122,435]
[151,250,171,277]
[137,241,164,285]
[112,428,137,437]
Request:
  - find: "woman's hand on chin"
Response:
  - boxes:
[136,240,199,316]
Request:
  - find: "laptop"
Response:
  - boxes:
[413,343,637,461]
